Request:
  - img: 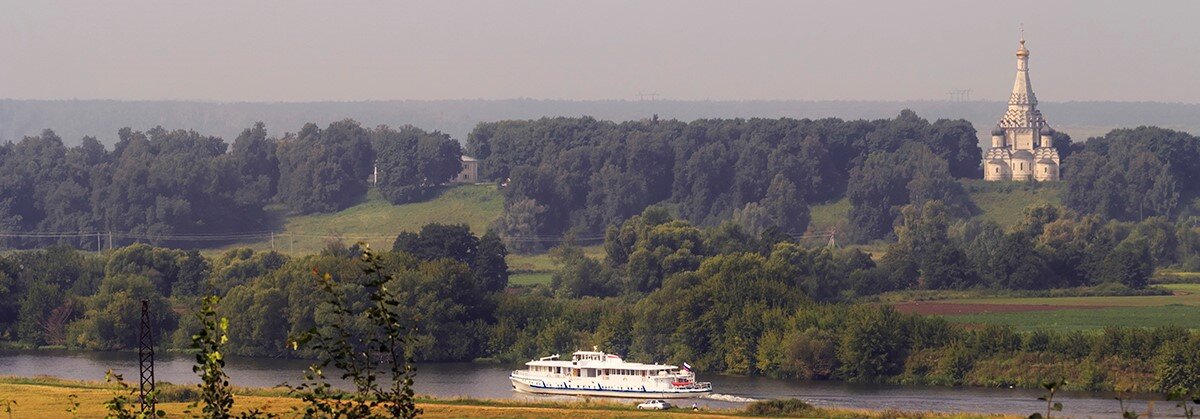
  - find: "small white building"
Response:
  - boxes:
[453,156,479,183]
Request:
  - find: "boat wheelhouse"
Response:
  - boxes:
[509,350,712,399]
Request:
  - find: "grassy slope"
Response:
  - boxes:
[808,198,850,232]
[507,246,605,287]
[205,185,503,257]
[966,184,1063,228]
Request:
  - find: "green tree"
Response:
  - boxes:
[837,305,908,380]
[275,120,374,214]
[1100,237,1154,289]
[373,125,462,204]
[67,274,176,350]
[761,174,810,235]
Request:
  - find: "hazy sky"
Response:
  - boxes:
[3,0,1200,102]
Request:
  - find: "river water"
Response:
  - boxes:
[0,350,1186,417]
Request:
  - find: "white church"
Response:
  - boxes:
[983,37,1061,182]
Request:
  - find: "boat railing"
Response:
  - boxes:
[673,381,712,390]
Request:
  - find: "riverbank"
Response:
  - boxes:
[0,376,1013,418]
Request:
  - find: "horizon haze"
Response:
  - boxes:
[3,0,1200,103]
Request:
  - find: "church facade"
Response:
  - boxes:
[983,38,1060,181]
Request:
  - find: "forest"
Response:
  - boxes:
[471,115,1197,251]
[0,121,460,249]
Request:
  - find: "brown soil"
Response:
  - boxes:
[891,302,1108,315]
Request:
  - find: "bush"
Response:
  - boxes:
[744,399,817,416]
[155,384,200,403]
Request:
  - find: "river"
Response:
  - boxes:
[0,350,1186,417]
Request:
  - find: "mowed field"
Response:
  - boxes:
[507,246,606,287]
[204,184,503,257]
[893,284,1200,332]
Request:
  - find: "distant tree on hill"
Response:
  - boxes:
[228,122,279,208]
[846,143,970,243]
[275,120,375,214]
[372,125,462,204]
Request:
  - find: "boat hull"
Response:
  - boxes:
[510,375,711,399]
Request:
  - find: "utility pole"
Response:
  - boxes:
[138,300,156,413]
[108,231,113,251]
[270,232,275,250]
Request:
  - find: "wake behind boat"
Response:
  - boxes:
[510,350,712,399]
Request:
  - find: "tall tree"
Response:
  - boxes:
[275,120,374,214]
[373,125,462,204]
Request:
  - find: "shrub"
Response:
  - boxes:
[156,385,200,403]
[744,399,817,416]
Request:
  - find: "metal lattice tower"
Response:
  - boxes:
[138,299,156,412]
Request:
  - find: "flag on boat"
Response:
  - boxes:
[682,362,693,372]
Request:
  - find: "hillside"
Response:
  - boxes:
[808,181,1064,239]
[963,181,1064,228]
[205,184,503,257]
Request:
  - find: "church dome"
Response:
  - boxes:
[991,126,1005,136]
[1040,125,1053,135]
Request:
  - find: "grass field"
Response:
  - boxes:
[0,377,1011,419]
[506,246,604,287]
[204,185,503,257]
[809,198,850,232]
[898,284,1200,332]
[939,305,1200,332]
[509,272,553,286]
[805,182,1062,240]
[967,185,1062,228]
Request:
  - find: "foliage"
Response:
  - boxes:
[275,120,375,214]
[846,143,971,243]
[1064,127,1199,222]
[837,305,908,380]
[472,111,979,243]
[286,244,420,419]
[66,274,176,350]
[373,125,462,204]
[743,399,817,416]
[187,296,235,418]
[102,370,164,419]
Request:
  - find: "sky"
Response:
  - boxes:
[2,0,1200,103]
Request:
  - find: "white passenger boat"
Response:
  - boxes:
[510,350,712,399]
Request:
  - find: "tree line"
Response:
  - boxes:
[0,120,462,249]
[468,110,985,251]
